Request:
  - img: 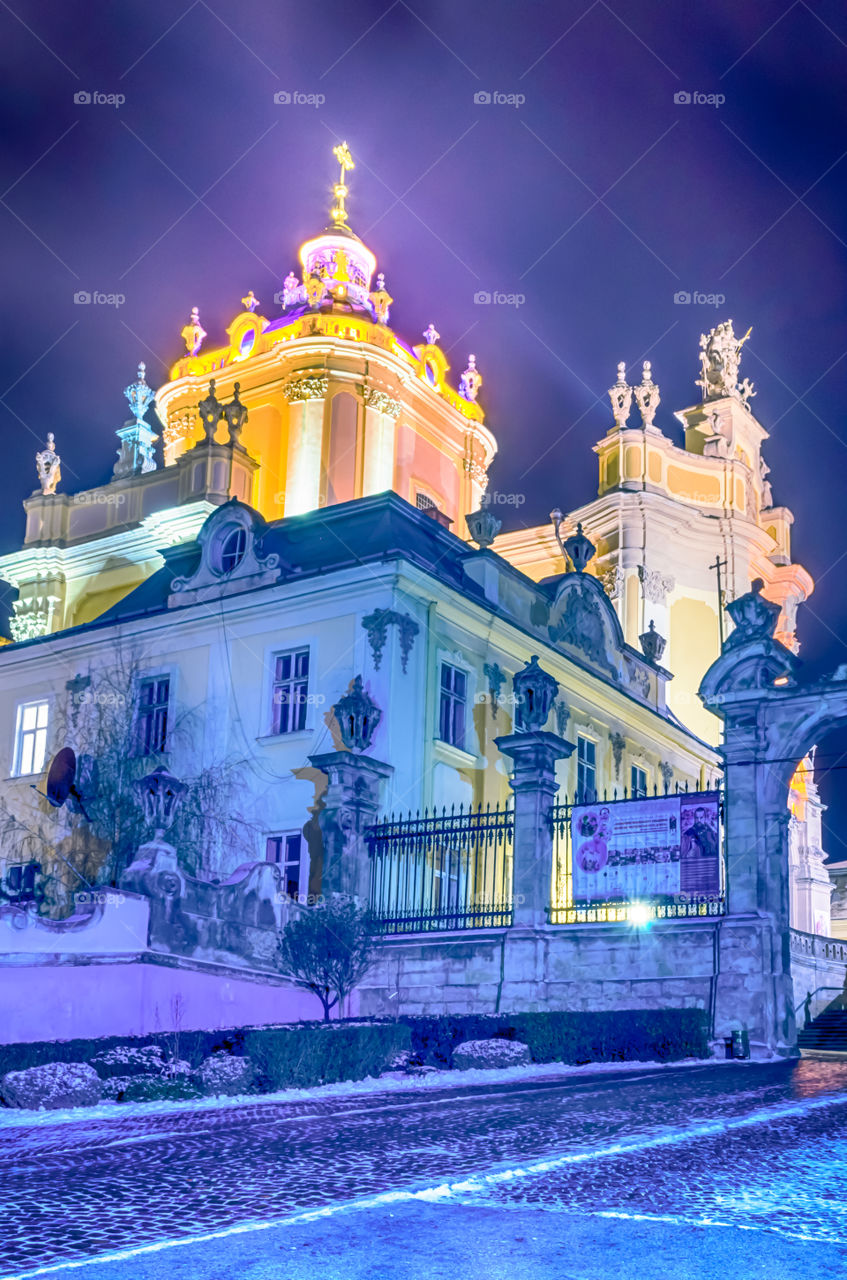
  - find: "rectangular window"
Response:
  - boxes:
[439,662,467,749]
[14,700,49,776]
[271,649,310,735]
[631,765,648,799]
[577,735,597,803]
[135,677,170,756]
[266,832,302,899]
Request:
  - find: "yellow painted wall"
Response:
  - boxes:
[668,597,721,743]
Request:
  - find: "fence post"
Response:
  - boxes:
[496,730,574,927]
[308,752,393,903]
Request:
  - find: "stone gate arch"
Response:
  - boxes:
[699,581,847,1055]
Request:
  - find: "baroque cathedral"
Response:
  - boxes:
[0,143,836,940]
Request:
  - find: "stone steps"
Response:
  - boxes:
[798,1008,847,1056]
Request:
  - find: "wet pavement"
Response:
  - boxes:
[1,1059,847,1277]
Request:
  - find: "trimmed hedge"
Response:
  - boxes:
[0,1008,706,1103]
[245,1022,411,1090]
[0,1020,412,1097]
[401,1009,709,1067]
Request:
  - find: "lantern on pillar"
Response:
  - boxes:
[512,655,559,732]
[332,676,382,752]
[133,766,187,836]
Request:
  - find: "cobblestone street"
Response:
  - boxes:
[2,1059,847,1278]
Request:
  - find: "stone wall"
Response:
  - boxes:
[359,921,717,1023]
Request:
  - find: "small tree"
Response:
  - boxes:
[278,895,376,1022]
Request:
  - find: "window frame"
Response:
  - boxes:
[630,764,649,799]
[12,698,50,777]
[269,646,311,737]
[576,733,598,804]
[438,659,469,752]
[266,830,306,900]
[132,674,172,758]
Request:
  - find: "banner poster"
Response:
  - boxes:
[571,791,721,903]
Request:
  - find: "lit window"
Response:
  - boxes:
[14,700,49,776]
[266,833,302,899]
[577,736,597,803]
[439,662,467,749]
[631,765,648,799]
[135,678,170,756]
[272,649,310,734]
[219,526,247,574]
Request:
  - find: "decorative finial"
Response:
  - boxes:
[35,433,61,495]
[459,354,483,402]
[330,141,355,228]
[466,500,501,549]
[608,360,632,429]
[633,360,660,430]
[115,362,158,478]
[369,272,393,325]
[639,619,667,665]
[241,290,260,313]
[181,307,206,356]
[221,382,248,448]
[197,379,222,444]
[422,323,440,346]
[551,511,595,572]
[282,272,300,309]
[124,362,154,426]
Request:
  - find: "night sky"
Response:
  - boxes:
[2,2,846,843]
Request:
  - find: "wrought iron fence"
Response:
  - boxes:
[367,802,514,934]
[549,787,726,925]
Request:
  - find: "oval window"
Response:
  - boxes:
[219,526,247,574]
[239,327,256,357]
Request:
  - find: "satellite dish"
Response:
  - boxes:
[46,747,76,808]
[42,747,93,821]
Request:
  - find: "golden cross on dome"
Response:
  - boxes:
[330,141,355,227]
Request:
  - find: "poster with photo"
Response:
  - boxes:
[571,792,720,903]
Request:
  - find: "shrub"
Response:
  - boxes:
[402,1009,708,1067]
[245,1021,411,1090]
[120,1076,202,1103]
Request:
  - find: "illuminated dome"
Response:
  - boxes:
[280,142,381,317]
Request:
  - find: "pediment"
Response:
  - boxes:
[547,574,625,680]
[168,499,283,607]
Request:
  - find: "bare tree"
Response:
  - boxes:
[278,895,377,1022]
[2,640,264,914]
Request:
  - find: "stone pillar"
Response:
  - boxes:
[283,377,328,516]
[495,731,574,927]
[361,391,400,496]
[308,751,393,903]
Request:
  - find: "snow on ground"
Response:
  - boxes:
[0,1055,748,1131]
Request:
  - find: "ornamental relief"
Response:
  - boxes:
[361,387,401,418]
[282,376,328,403]
[638,565,675,606]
